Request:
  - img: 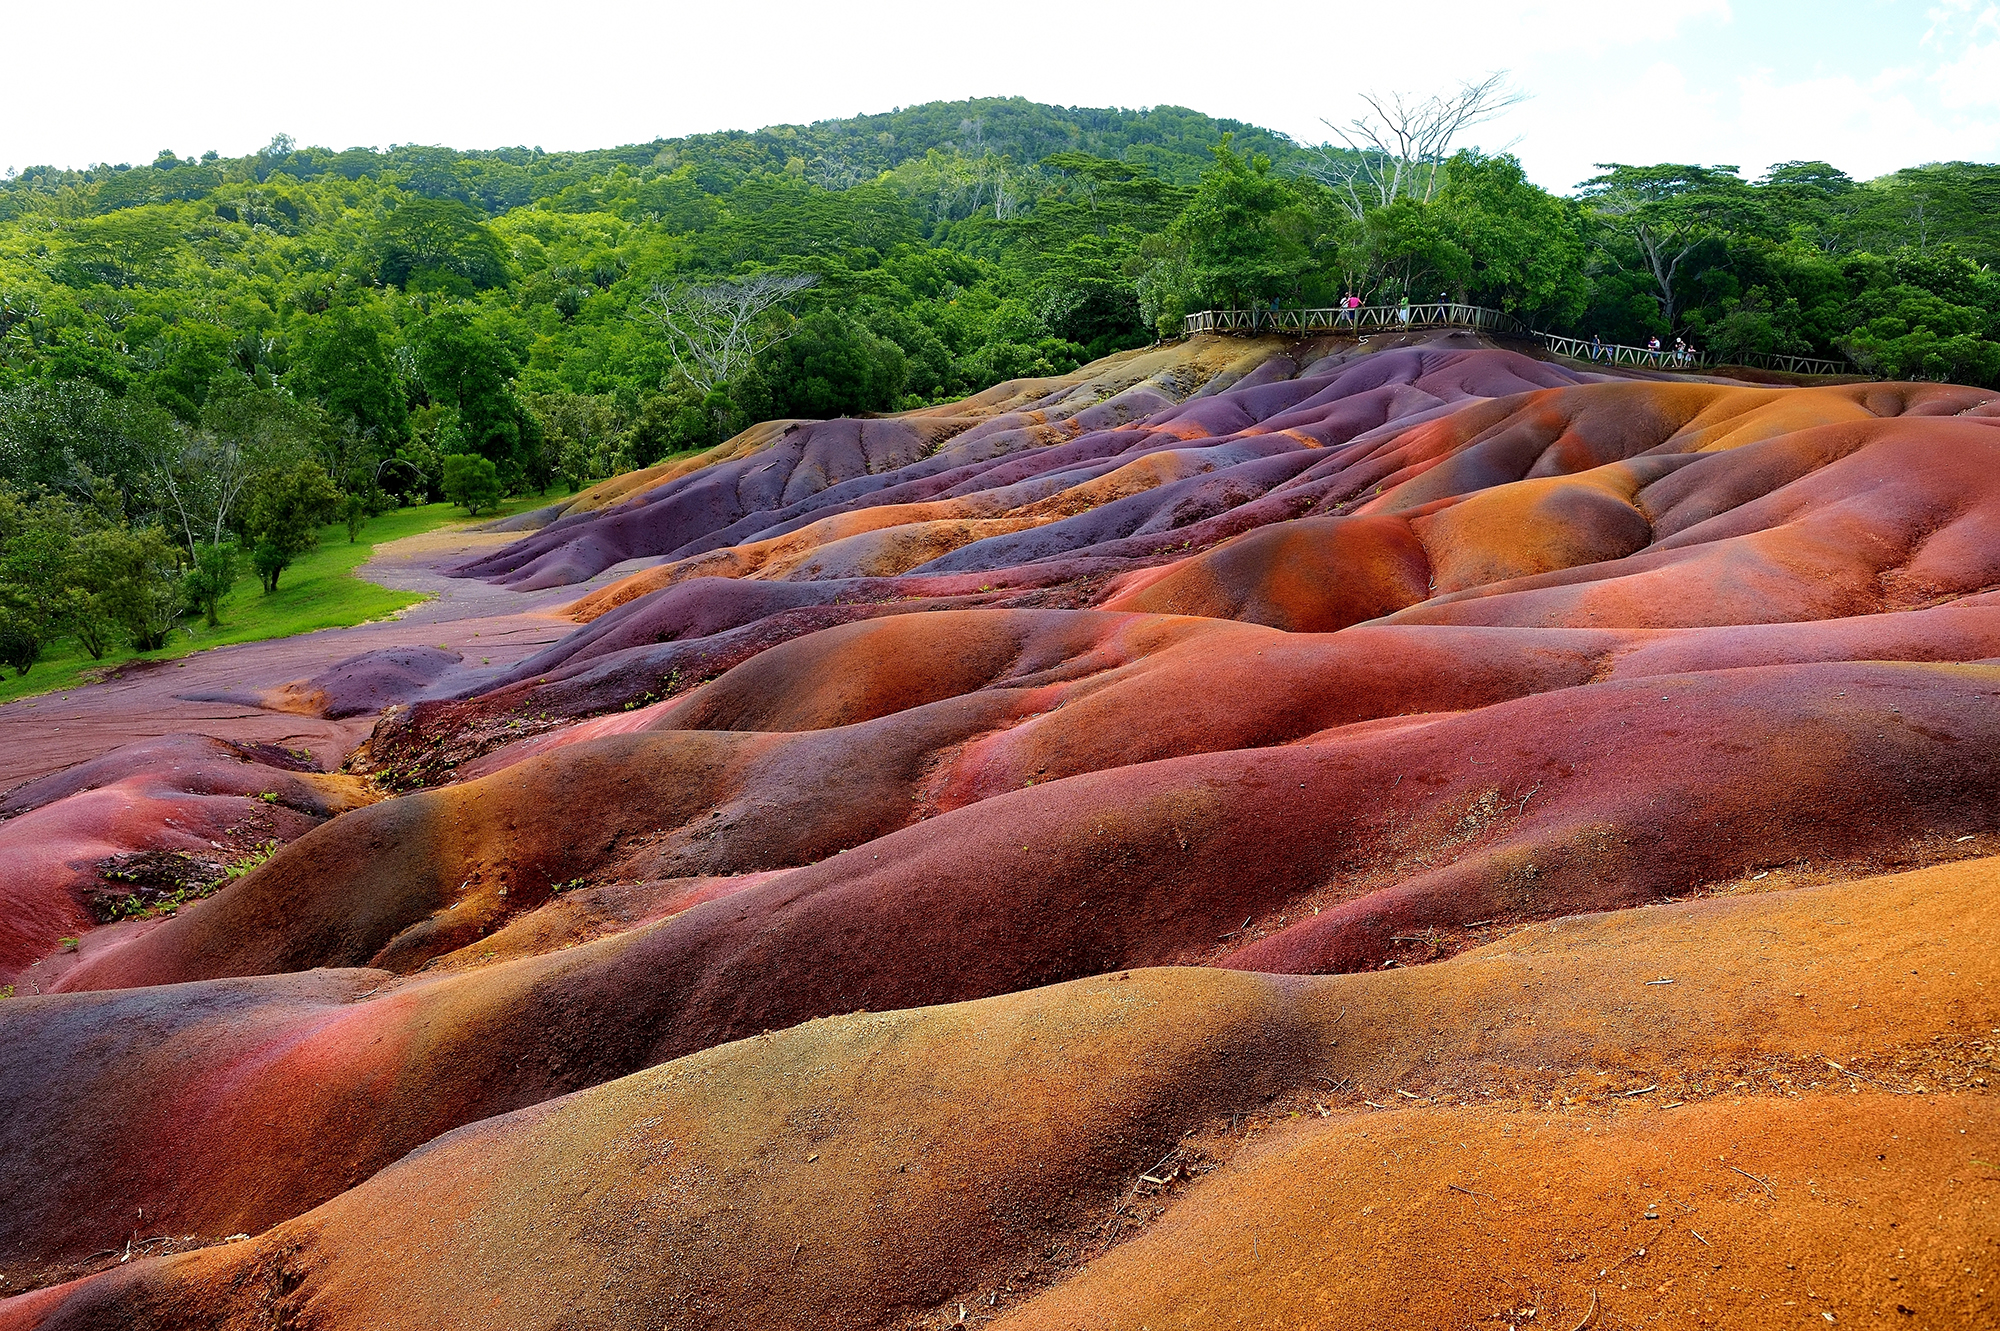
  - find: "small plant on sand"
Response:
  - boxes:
[99,841,281,922]
[224,841,281,879]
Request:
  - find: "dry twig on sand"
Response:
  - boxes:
[1725,1164,1776,1197]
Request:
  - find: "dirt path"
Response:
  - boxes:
[0,523,611,789]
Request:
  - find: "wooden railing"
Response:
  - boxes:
[1540,333,1851,377]
[1185,304,1857,378]
[1185,302,1534,339]
[1720,349,1855,376]
[1539,332,1692,369]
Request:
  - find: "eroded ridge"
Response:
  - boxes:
[2,333,1995,1328]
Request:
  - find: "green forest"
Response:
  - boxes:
[2,94,1997,678]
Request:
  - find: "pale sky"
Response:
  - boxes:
[4,0,1994,191]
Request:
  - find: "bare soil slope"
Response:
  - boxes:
[2,330,1995,1327]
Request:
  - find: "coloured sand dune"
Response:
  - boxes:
[1,330,1996,1328]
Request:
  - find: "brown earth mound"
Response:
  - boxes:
[4,856,1993,1326]
[2,332,1996,1327]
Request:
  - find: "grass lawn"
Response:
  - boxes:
[0,495,547,706]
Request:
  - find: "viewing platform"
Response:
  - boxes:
[1184,303,1856,378]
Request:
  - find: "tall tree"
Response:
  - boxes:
[144,321,236,423]
[768,312,909,418]
[637,272,819,396]
[528,392,626,491]
[1310,75,1527,219]
[0,488,91,674]
[242,459,341,592]
[1432,152,1588,322]
[0,380,165,508]
[374,198,512,292]
[287,306,410,452]
[1161,138,1321,313]
[1579,163,1755,334]
[146,423,250,555]
[411,308,530,476]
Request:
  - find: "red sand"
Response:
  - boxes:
[2,332,1996,1326]
[4,856,1994,1326]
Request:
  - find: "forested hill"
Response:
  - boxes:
[0,100,1313,482]
[3,96,2000,681]
[0,99,1307,220]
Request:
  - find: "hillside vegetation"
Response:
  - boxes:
[1,96,1997,680]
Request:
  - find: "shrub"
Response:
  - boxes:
[241,461,342,593]
[182,541,240,628]
[442,453,502,515]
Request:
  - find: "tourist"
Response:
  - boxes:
[1592,334,1605,362]
[1399,294,1411,325]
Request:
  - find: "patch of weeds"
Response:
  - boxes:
[223,841,280,879]
[259,791,280,804]
[94,840,281,922]
[59,937,78,951]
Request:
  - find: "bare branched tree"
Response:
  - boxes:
[992,162,1046,221]
[1311,74,1527,219]
[147,424,251,553]
[1578,164,1746,333]
[637,272,819,394]
[805,156,865,191]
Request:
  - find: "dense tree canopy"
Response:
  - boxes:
[374,198,513,293]
[286,305,409,454]
[1,96,1997,676]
